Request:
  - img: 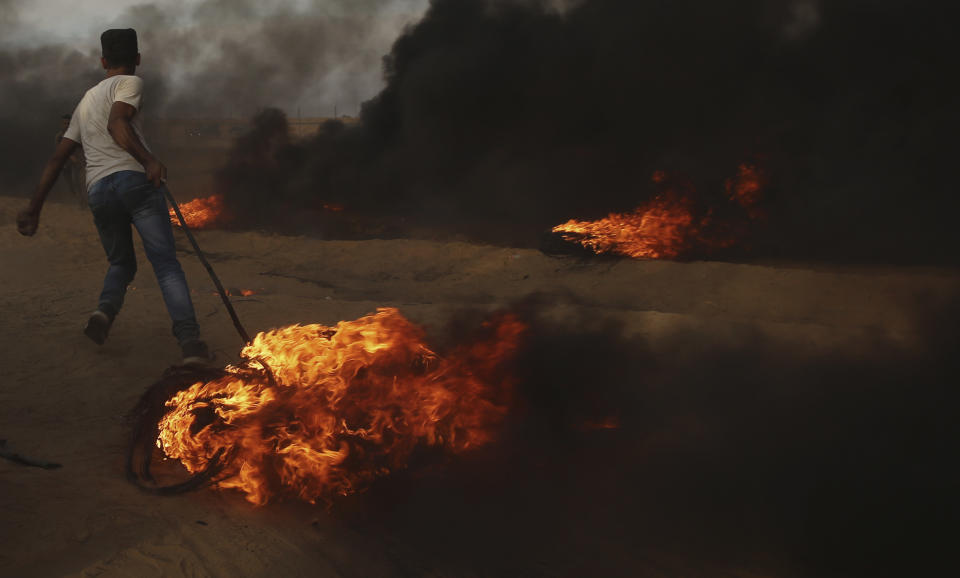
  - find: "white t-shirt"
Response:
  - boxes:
[63,75,150,191]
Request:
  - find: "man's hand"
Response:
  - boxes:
[144,157,167,187]
[16,208,39,236]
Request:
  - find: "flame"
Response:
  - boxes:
[552,163,766,259]
[553,194,698,259]
[216,289,257,297]
[157,308,525,505]
[169,194,227,229]
[726,162,766,213]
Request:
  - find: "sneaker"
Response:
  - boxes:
[83,310,112,345]
[181,339,211,366]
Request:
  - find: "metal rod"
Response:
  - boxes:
[162,185,252,345]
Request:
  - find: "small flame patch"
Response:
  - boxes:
[553,163,766,260]
[169,194,227,229]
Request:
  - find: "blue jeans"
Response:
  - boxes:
[88,170,200,345]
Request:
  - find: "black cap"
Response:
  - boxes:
[101,28,138,64]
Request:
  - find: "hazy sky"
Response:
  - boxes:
[3,0,431,117]
[10,0,431,43]
[8,0,191,44]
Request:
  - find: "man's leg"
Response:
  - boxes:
[128,185,201,346]
[90,196,137,320]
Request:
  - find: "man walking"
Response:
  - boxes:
[17,29,210,365]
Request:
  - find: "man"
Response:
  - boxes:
[56,113,87,208]
[16,28,209,366]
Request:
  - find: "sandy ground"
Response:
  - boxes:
[1,195,957,577]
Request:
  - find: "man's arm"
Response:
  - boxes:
[16,137,81,236]
[108,101,166,186]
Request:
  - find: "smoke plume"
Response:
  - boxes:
[214,0,957,264]
[0,0,428,188]
[345,295,958,576]
[3,0,955,261]
[0,0,99,190]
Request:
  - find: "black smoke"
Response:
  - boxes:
[216,0,957,264]
[334,295,959,577]
[0,0,100,190]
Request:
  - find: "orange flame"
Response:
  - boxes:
[552,163,765,259]
[553,194,698,259]
[216,289,257,297]
[157,308,525,505]
[169,194,227,229]
[725,163,767,219]
[726,162,766,213]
